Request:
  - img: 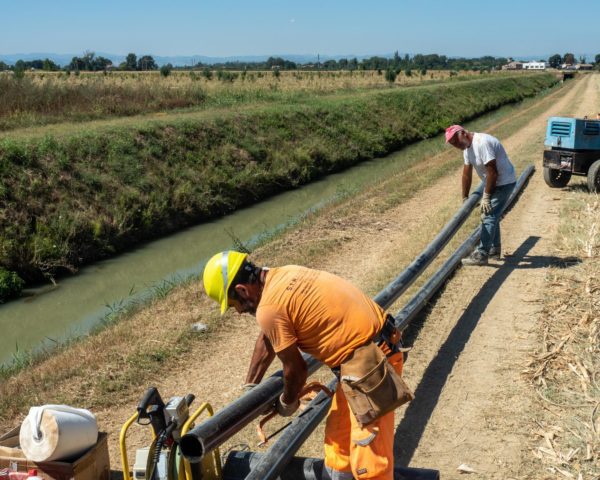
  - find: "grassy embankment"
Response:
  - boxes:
[0,73,577,429]
[0,69,498,131]
[528,182,599,477]
[0,73,558,300]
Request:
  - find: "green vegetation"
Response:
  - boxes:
[0,73,558,298]
[160,63,173,77]
[0,268,24,301]
[67,51,112,72]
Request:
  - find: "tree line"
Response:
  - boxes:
[0,52,162,73]
[1,50,600,73]
[547,53,600,68]
[195,53,508,72]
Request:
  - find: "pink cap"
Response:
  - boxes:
[445,125,465,143]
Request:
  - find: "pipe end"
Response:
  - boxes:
[179,434,204,463]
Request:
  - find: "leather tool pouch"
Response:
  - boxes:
[340,342,414,427]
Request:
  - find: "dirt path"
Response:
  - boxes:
[97,74,597,476]
[394,73,598,479]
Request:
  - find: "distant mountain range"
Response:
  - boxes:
[0,52,380,67]
[0,52,595,67]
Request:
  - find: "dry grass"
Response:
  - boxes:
[21,68,492,93]
[527,188,599,478]
[0,69,516,132]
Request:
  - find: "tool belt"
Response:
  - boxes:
[338,314,414,428]
[373,313,403,353]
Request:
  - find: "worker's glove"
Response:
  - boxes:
[275,394,299,417]
[480,193,492,215]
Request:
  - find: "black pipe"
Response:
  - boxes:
[374,181,484,310]
[180,168,531,464]
[234,166,534,480]
[242,378,338,480]
[181,182,484,462]
[222,451,440,480]
[179,355,321,463]
[394,165,534,332]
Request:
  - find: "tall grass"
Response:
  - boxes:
[0,69,524,131]
[0,74,207,131]
[0,73,558,296]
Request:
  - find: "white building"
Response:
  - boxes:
[502,61,523,70]
[523,61,548,70]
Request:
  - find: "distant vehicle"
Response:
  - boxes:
[543,116,600,192]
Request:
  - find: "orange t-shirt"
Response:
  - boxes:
[256,266,386,367]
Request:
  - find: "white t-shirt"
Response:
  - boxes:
[463,133,516,186]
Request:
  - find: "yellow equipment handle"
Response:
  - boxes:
[119,412,139,480]
[120,402,221,480]
[120,411,159,480]
[180,402,222,480]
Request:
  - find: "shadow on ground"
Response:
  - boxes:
[564,182,593,194]
[393,235,580,466]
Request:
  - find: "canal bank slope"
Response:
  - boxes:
[0,73,557,297]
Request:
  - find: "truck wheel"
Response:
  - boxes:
[543,167,571,188]
[587,159,600,193]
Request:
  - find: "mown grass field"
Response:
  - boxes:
[0,72,558,300]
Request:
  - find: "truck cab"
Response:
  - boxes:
[543,116,600,191]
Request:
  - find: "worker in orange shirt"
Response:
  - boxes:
[203,250,409,480]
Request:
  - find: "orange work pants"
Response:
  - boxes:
[324,350,404,480]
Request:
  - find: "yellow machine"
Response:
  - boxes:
[119,387,221,480]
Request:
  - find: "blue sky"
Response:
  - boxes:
[1,0,598,58]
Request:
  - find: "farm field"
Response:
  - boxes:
[0,71,597,479]
[0,69,502,132]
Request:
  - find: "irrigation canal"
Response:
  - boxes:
[0,137,445,365]
[0,96,544,365]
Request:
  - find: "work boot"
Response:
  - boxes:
[461,250,488,266]
[488,246,501,259]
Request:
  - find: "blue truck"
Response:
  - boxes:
[543,116,600,192]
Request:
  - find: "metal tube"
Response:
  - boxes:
[374,181,484,310]
[179,354,321,462]
[242,378,338,480]
[394,165,534,332]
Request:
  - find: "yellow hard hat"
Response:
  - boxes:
[203,251,248,314]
